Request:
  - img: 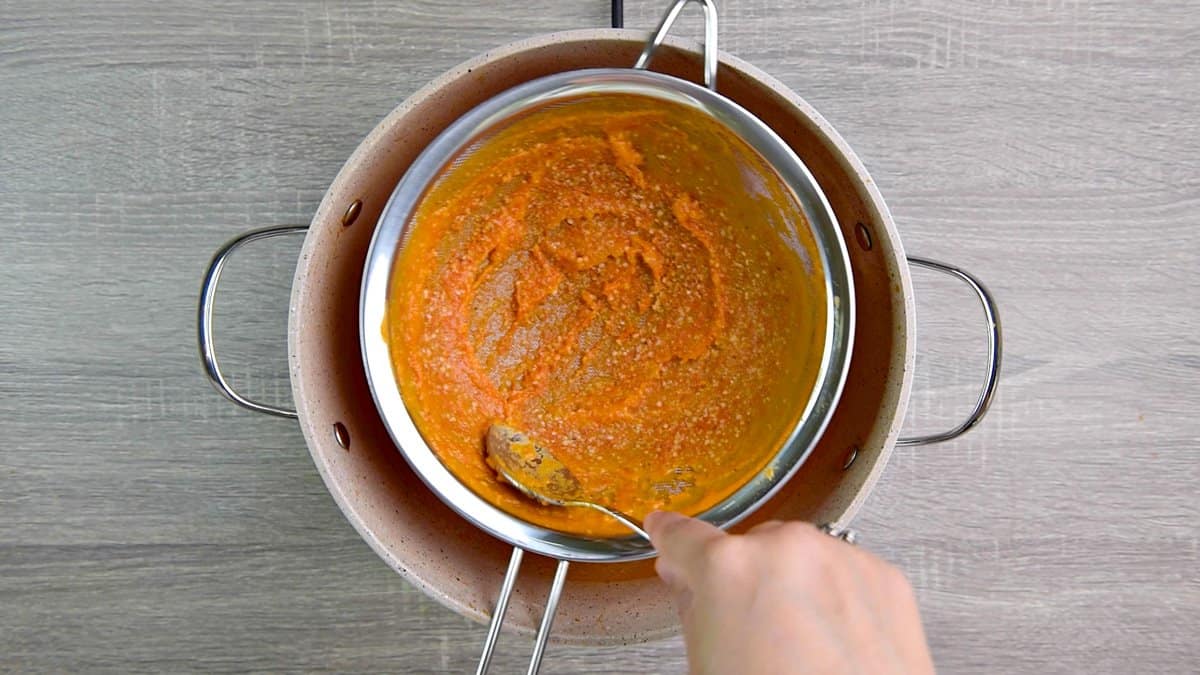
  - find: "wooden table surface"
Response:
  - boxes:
[2,1,1197,672]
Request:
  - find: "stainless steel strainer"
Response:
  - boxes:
[358,0,854,670]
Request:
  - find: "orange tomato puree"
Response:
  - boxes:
[387,93,827,536]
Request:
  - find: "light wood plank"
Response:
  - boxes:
[1,0,1197,672]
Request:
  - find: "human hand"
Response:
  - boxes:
[645,512,935,675]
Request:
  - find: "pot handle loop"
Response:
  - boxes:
[897,257,1002,446]
[633,0,719,91]
[198,225,308,419]
[476,547,570,675]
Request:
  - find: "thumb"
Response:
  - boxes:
[645,511,725,592]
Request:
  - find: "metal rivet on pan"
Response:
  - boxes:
[334,422,351,450]
[342,199,363,228]
[842,445,859,470]
[854,222,873,251]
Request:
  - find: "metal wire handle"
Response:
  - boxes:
[897,257,1003,446]
[198,225,308,419]
[476,548,570,675]
[633,0,719,91]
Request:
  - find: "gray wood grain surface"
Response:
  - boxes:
[2,0,1197,672]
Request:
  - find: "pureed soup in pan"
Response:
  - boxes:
[386,93,828,536]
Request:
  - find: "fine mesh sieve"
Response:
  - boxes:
[362,21,853,567]
[357,0,854,670]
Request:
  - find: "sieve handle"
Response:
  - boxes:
[897,257,1002,446]
[198,225,308,419]
[476,547,570,675]
[633,0,719,91]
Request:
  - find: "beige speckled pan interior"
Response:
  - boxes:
[287,30,915,645]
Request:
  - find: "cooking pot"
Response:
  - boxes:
[198,0,1000,670]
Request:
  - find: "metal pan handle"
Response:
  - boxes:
[897,257,1002,446]
[633,0,719,91]
[197,225,308,419]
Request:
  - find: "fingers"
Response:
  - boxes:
[645,511,725,591]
